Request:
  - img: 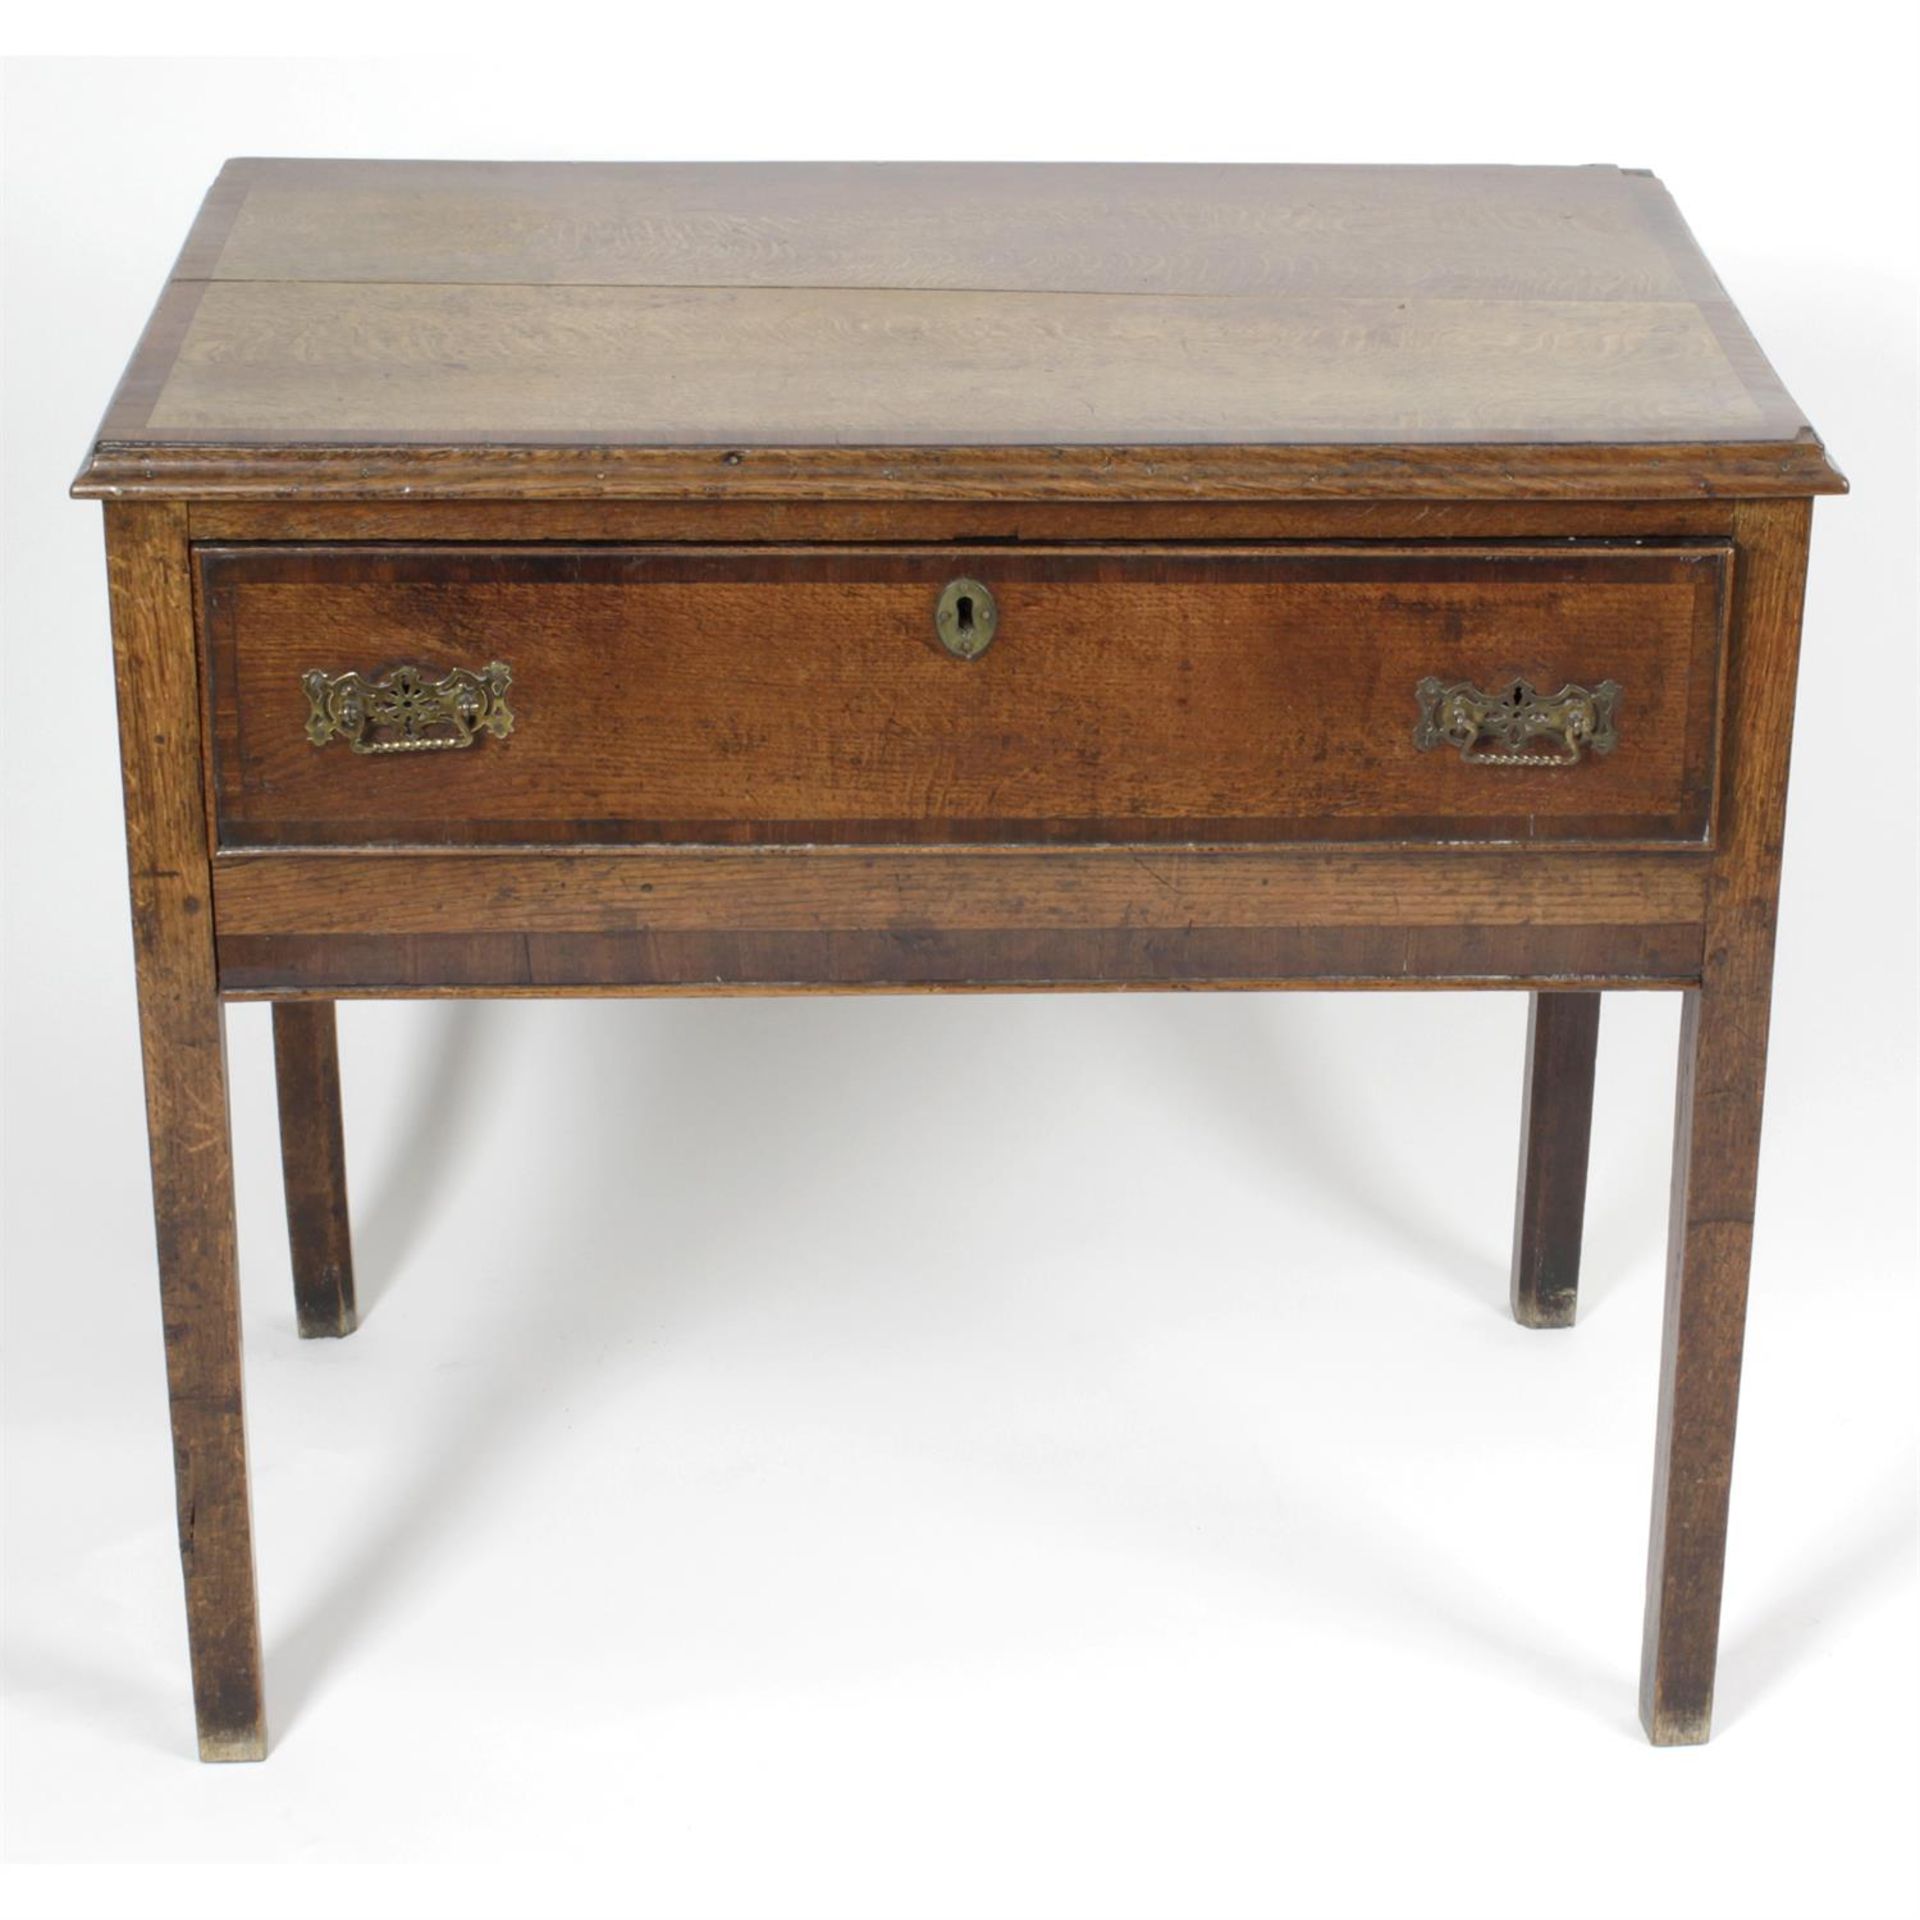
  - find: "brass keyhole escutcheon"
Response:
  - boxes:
[934,577,998,660]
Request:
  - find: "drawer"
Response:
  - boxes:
[200,544,1729,848]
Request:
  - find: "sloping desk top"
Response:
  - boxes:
[74,159,1843,501]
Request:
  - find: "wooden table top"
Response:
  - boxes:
[75,159,1842,502]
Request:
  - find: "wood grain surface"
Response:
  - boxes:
[1510,990,1603,1328]
[201,544,1728,848]
[72,160,1843,501]
[74,161,1839,1758]
[140,283,1771,444]
[197,160,1712,296]
[270,1000,357,1338]
[211,847,1711,937]
[214,925,1706,996]
[1640,498,1814,1744]
[105,502,266,1761]
[209,845,1709,993]
[80,439,1844,503]
[184,499,1747,543]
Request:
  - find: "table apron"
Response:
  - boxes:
[210,847,1708,994]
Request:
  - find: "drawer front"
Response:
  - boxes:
[201,544,1727,848]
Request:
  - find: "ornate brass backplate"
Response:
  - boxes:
[304,661,516,754]
[1413,675,1620,768]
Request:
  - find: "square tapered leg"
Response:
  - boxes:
[1639,498,1810,1745]
[1511,990,1602,1329]
[272,1000,358,1338]
[108,501,266,1761]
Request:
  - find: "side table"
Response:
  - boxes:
[74,159,1844,1757]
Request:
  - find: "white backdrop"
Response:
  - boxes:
[3,21,1915,1919]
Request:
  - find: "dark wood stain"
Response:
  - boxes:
[215,925,1707,995]
[77,438,1843,504]
[209,846,1712,938]
[1510,991,1603,1329]
[105,501,265,1761]
[1640,499,1814,1745]
[74,159,1839,1759]
[271,1000,357,1338]
[187,498,1746,543]
[200,544,1729,850]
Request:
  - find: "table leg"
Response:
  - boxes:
[1510,990,1601,1328]
[1639,497,1810,1745]
[108,502,266,1761]
[1641,983,1773,1744]
[272,1000,358,1337]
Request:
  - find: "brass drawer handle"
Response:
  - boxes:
[1414,675,1620,768]
[934,577,997,660]
[304,661,515,754]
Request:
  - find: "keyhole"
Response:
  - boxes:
[936,578,995,658]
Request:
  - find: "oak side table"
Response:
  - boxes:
[75,160,1843,1760]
